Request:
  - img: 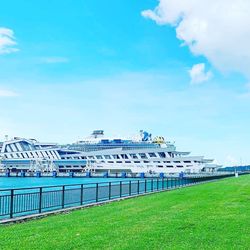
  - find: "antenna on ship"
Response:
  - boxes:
[4,135,8,141]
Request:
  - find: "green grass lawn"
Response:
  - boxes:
[0,175,250,250]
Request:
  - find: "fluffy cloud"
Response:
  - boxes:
[142,0,250,78]
[189,63,212,84]
[0,27,18,54]
[0,89,19,97]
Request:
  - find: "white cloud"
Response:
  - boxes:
[40,57,69,64]
[0,89,19,97]
[0,27,18,54]
[189,63,212,84]
[142,0,250,78]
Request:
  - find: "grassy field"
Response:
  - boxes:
[0,175,250,250]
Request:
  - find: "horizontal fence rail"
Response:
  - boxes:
[0,174,237,220]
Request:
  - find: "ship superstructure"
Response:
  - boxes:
[66,130,162,152]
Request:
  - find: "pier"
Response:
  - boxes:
[0,173,242,223]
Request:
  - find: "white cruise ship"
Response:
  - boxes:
[0,131,213,174]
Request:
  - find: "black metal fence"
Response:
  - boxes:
[0,174,234,221]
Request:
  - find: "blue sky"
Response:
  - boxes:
[0,0,250,166]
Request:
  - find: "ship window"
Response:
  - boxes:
[125,161,131,163]
[130,154,138,159]
[177,165,183,168]
[16,153,20,157]
[117,161,122,163]
[139,153,147,159]
[158,152,166,158]
[108,161,114,163]
[101,139,109,143]
[112,155,120,159]
[167,165,174,168]
[59,166,64,168]
[153,161,161,163]
[96,155,103,159]
[104,155,111,159]
[157,165,163,168]
[164,161,171,163]
[121,154,129,159]
[134,161,140,163]
[20,153,25,158]
[10,154,14,158]
[88,156,95,159]
[66,165,71,168]
[81,156,87,159]
[144,161,149,163]
[184,161,191,163]
[148,153,157,157]
[174,161,180,163]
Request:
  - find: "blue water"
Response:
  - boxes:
[0,177,133,190]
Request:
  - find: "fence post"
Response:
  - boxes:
[39,187,42,213]
[80,184,83,205]
[129,180,132,196]
[10,189,14,218]
[138,180,140,194]
[120,181,122,198]
[62,186,65,209]
[166,177,168,189]
[96,183,99,202]
[151,179,153,192]
[157,178,159,190]
[145,179,147,193]
[162,178,164,190]
[109,182,111,200]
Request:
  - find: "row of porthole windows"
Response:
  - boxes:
[4,150,57,160]
[61,156,87,160]
[58,165,86,168]
[85,152,182,161]
[100,161,194,168]
[58,156,197,167]
[60,155,198,164]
